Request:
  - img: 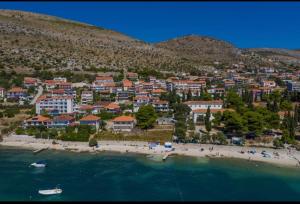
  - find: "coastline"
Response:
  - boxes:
[1,134,300,168]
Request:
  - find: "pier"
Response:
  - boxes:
[33,147,48,154]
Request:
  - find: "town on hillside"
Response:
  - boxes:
[1,66,300,149]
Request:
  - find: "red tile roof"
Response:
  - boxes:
[112,115,135,122]
[8,87,26,93]
[105,103,120,110]
[123,79,133,87]
[79,115,101,121]
[25,115,51,122]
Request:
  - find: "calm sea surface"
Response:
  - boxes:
[1,146,300,201]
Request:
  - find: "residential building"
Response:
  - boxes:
[36,95,74,115]
[95,76,114,83]
[127,72,138,81]
[79,115,101,130]
[23,115,51,128]
[117,91,130,102]
[287,81,300,92]
[53,77,67,83]
[58,82,72,90]
[44,80,57,90]
[151,89,167,97]
[261,80,276,88]
[112,115,135,132]
[105,102,121,114]
[152,100,169,112]
[24,77,38,88]
[7,87,27,99]
[50,115,75,128]
[192,108,227,123]
[81,91,93,104]
[133,96,150,112]
[184,100,223,111]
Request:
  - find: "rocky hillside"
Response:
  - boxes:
[0,10,298,74]
[155,35,242,64]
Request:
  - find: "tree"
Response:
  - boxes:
[256,107,280,130]
[173,103,191,121]
[295,105,300,124]
[175,127,186,143]
[280,100,293,111]
[188,119,195,130]
[136,105,157,129]
[273,137,284,149]
[89,138,98,147]
[93,90,101,103]
[225,90,244,111]
[182,92,186,102]
[187,89,192,101]
[205,106,212,133]
[212,111,222,127]
[200,133,211,144]
[212,132,228,145]
[223,110,245,135]
[242,111,264,136]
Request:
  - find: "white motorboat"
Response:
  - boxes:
[38,188,62,195]
[30,160,47,168]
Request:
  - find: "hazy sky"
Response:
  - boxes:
[0,1,300,49]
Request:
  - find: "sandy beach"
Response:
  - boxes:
[1,134,300,168]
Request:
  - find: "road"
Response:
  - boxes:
[30,85,43,105]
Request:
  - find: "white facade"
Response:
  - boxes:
[53,77,67,83]
[81,91,93,104]
[0,88,4,98]
[184,100,223,111]
[36,96,74,114]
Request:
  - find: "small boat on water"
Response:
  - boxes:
[38,187,62,195]
[30,160,47,168]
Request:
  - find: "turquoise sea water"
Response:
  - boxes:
[1,146,300,201]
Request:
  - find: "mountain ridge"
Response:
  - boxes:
[0,9,299,73]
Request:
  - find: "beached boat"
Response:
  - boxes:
[38,188,62,195]
[30,160,47,168]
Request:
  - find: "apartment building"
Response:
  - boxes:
[81,91,93,104]
[36,95,74,115]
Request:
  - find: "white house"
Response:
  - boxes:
[184,100,223,111]
[112,116,136,132]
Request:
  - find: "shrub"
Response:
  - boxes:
[89,138,98,147]
[273,138,284,149]
[15,127,25,135]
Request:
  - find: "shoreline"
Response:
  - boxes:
[1,134,300,168]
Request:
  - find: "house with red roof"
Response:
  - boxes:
[44,80,57,90]
[79,115,101,130]
[58,82,72,90]
[50,115,75,128]
[112,115,135,132]
[126,72,138,81]
[105,102,121,114]
[151,89,167,97]
[24,77,39,88]
[23,115,51,128]
[7,87,27,99]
